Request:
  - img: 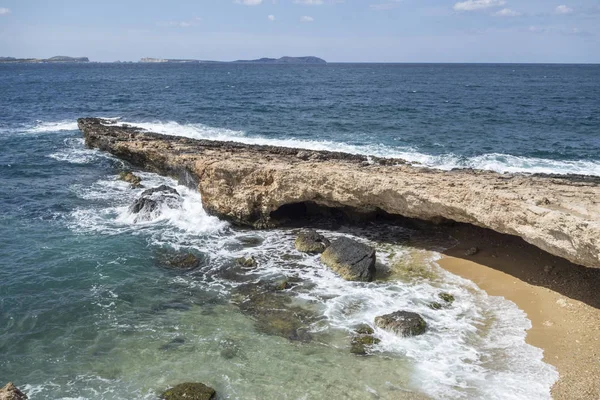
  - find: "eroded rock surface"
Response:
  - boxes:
[79,118,600,269]
[0,383,27,400]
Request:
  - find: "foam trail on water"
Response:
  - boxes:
[116,120,600,176]
[26,120,79,133]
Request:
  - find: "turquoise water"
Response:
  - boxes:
[3,63,595,399]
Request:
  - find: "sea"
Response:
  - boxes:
[1,63,599,400]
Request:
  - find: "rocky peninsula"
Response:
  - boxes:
[77,117,600,270]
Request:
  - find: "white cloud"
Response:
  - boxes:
[453,0,505,11]
[234,0,263,5]
[268,14,276,21]
[0,7,10,15]
[494,8,521,16]
[555,5,573,14]
[294,0,324,4]
[300,15,314,22]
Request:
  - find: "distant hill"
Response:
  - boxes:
[233,56,326,64]
[0,56,89,63]
[139,56,327,64]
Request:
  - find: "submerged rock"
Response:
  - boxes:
[295,229,330,254]
[162,252,201,270]
[0,383,27,400]
[350,324,380,355]
[375,311,427,337]
[159,337,185,351]
[235,256,257,269]
[161,382,215,400]
[236,285,316,342]
[439,292,455,304]
[320,237,376,281]
[129,185,181,220]
[118,171,142,188]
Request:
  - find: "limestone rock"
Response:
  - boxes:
[295,229,330,254]
[161,383,215,400]
[78,117,600,270]
[118,171,142,188]
[0,383,27,400]
[321,237,376,281]
[375,311,427,337]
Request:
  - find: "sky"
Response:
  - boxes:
[0,0,598,63]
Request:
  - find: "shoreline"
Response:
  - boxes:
[436,225,600,399]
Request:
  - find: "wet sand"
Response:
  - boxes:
[436,225,600,399]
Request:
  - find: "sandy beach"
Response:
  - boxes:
[437,224,600,399]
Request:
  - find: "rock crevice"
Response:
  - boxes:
[78,118,600,269]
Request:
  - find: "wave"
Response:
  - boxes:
[117,119,600,176]
[26,120,79,133]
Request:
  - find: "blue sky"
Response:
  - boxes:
[0,0,598,62]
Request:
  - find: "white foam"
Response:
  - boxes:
[48,138,109,164]
[69,172,227,240]
[115,119,600,176]
[26,120,79,133]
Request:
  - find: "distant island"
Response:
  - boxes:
[139,56,327,64]
[0,56,89,63]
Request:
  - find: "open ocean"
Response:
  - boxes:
[1,63,599,399]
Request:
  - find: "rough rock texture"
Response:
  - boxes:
[161,382,215,400]
[0,383,27,400]
[375,311,427,337]
[321,237,377,281]
[295,229,330,253]
[79,118,600,269]
[119,171,142,188]
[130,185,181,218]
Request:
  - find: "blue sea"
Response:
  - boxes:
[1,63,599,399]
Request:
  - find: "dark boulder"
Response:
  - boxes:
[295,229,330,254]
[161,383,215,400]
[320,237,376,281]
[0,383,27,400]
[129,185,181,220]
[374,311,427,337]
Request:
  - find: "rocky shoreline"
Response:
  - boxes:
[78,118,600,270]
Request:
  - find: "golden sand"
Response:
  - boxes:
[437,225,600,399]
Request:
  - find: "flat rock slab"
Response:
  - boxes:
[78,118,600,269]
